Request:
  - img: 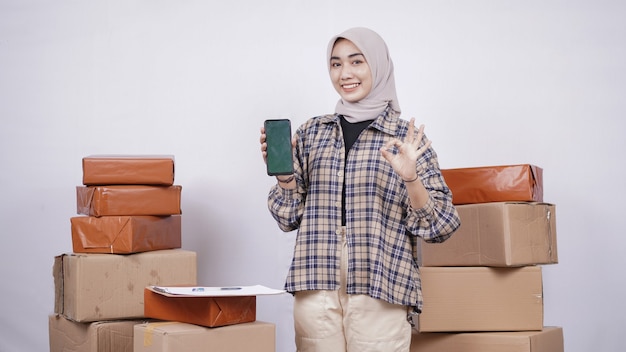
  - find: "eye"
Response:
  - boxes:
[352,59,364,65]
[330,62,342,68]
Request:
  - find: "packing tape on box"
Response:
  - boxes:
[546,206,553,259]
[143,321,179,347]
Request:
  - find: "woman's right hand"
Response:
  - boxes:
[260,126,297,164]
[260,126,298,189]
[259,126,268,164]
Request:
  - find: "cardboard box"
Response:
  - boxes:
[442,164,543,205]
[48,314,149,352]
[76,185,182,217]
[418,266,543,332]
[144,287,256,327]
[421,202,557,267]
[82,155,175,186]
[134,321,275,352]
[411,326,563,352]
[71,215,182,254]
[54,249,197,322]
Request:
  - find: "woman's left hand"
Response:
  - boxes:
[380,118,432,181]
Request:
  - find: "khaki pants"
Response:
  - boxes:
[293,228,412,352]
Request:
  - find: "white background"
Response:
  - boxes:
[1,1,625,351]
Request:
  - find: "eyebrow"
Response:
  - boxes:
[330,53,365,61]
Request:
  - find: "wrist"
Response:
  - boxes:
[277,174,295,183]
[402,174,419,183]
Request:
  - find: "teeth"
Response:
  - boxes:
[343,83,359,89]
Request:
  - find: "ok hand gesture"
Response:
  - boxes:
[380,118,432,182]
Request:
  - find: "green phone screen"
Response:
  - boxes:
[265,119,294,176]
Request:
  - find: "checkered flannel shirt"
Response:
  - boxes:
[267,110,460,312]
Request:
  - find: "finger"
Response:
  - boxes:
[394,138,404,148]
[407,118,416,143]
[382,138,393,150]
[409,124,424,150]
[379,146,389,160]
[416,124,425,144]
[260,127,266,144]
[416,139,432,156]
[379,143,397,161]
[260,127,269,163]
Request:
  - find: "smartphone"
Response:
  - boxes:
[264,119,294,176]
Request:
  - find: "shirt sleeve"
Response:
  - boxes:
[267,128,308,232]
[267,182,304,232]
[404,146,461,243]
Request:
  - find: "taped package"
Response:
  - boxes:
[442,164,543,205]
[70,215,181,254]
[421,202,557,267]
[82,155,175,186]
[76,185,182,217]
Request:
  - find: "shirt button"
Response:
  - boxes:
[335,202,341,208]
[337,171,343,177]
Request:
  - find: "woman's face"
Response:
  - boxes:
[329,39,373,103]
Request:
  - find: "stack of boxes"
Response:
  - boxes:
[411,164,564,352]
[49,155,276,352]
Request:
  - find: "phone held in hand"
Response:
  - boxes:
[264,119,294,176]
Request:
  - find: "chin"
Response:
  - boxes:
[340,93,366,103]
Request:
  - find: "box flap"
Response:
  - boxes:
[71,216,131,249]
[53,255,64,315]
[530,326,564,351]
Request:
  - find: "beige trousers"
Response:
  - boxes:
[293,228,412,352]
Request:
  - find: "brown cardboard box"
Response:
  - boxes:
[134,321,276,352]
[144,287,256,327]
[421,202,557,267]
[411,326,563,352]
[54,249,197,322]
[442,164,543,205]
[76,185,182,217]
[48,314,149,352]
[82,155,175,186]
[70,215,182,254]
[418,266,543,332]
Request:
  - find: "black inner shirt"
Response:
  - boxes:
[339,116,375,225]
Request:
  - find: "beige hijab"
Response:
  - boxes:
[327,27,401,123]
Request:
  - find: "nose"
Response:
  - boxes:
[339,65,353,80]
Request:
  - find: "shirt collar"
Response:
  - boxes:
[321,106,401,137]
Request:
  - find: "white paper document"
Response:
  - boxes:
[149,284,286,297]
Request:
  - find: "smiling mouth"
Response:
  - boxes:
[342,83,360,89]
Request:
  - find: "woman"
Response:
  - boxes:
[260,27,460,352]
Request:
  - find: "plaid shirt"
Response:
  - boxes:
[268,109,460,311]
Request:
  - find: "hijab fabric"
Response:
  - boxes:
[327,27,401,123]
